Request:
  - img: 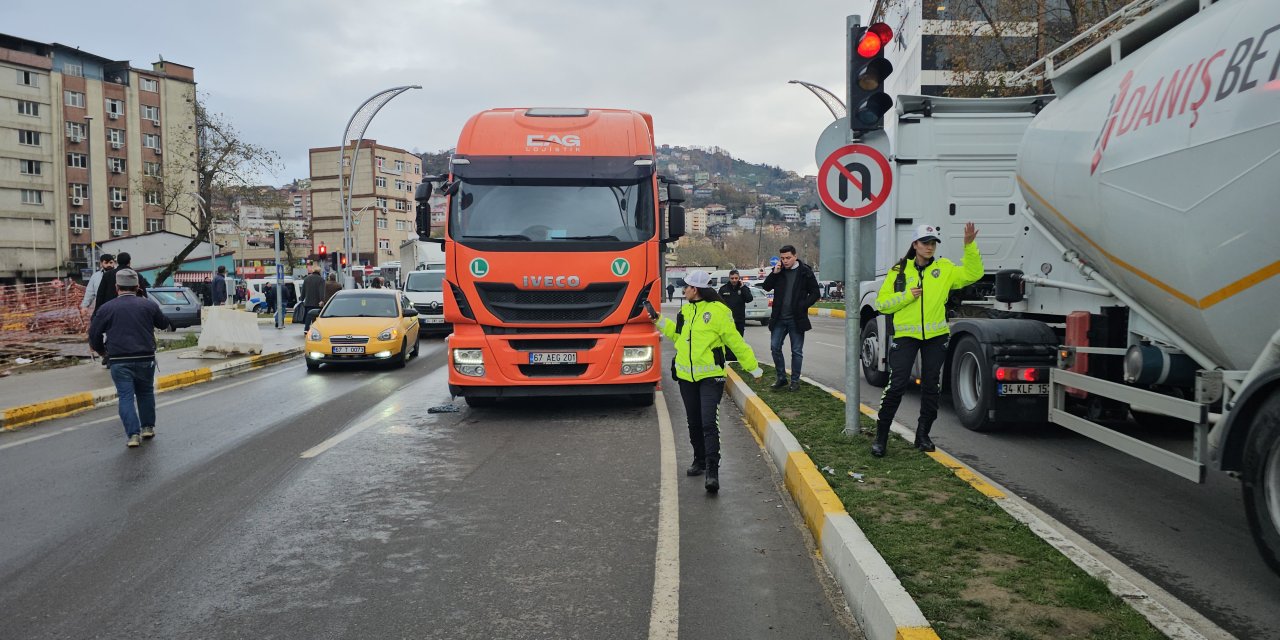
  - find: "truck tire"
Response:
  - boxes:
[1242,392,1280,576]
[951,335,999,431]
[465,396,496,408]
[860,319,889,388]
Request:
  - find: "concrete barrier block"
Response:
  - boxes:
[198,307,264,355]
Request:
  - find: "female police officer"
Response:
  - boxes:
[649,270,762,493]
[872,222,983,457]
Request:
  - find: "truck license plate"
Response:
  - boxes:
[529,352,577,364]
[333,346,365,355]
[998,383,1048,395]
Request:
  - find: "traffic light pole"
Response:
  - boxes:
[274,228,284,329]
[844,14,863,436]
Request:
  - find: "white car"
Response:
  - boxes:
[744,285,771,325]
[402,270,451,336]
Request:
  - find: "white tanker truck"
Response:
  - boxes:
[856,0,1280,572]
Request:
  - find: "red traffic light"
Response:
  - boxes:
[856,23,894,58]
[868,22,893,43]
[318,243,327,256]
[340,254,348,267]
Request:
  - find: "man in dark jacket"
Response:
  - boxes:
[88,268,172,448]
[761,245,821,391]
[95,251,148,314]
[211,266,228,305]
[300,262,325,332]
[718,269,754,362]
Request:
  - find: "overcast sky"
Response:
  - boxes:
[6,0,873,182]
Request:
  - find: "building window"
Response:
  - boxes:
[111,216,129,234]
[394,160,404,172]
[394,179,404,190]
[68,153,88,168]
[17,100,39,116]
[64,90,85,108]
[140,77,158,92]
[63,63,84,77]
[376,176,386,188]
[143,161,162,177]
[141,105,159,122]
[20,160,42,176]
[18,130,40,146]
[71,183,89,198]
[147,218,163,232]
[108,157,126,173]
[377,217,388,229]
[109,186,127,203]
[106,99,124,116]
[71,244,90,261]
[396,220,406,231]
[142,133,160,149]
[71,212,90,229]
[17,70,39,87]
[21,189,43,205]
[145,191,161,205]
[375,156,385,168]
[376,197,387,209]
[108,129,125,148]
[66,122,86,140]
[378,238,390,250]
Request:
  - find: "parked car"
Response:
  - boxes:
[744,285,771,326]
[402,269,451,336]
[148,286,201,328]
[304,289,420,371]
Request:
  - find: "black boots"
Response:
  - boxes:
[914,426,936,452]
[770,378,788,390]
[686,459,706,476]
[871,422,890,457]
[704,462,719,493]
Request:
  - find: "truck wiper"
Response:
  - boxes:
[463,234,531,241]
[554,235,619,241]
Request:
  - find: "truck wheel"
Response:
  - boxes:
[465,396,496,408]
[860,319,889,388]
[951,336,999,431]
[1242,392,1280,576]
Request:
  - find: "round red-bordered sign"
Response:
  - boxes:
[817,144,892,219]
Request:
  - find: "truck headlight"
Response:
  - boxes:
[621,346,653,375]
[378,327,398,341]
[453,348,485,377]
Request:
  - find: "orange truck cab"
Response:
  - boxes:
[414,107,686,406]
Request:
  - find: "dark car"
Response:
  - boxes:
[148,286,202,328]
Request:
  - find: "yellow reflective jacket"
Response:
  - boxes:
[876,242,983,340]
[656,300,759,382]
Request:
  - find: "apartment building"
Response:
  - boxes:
[0,33,197,283]
[310,140,423,268]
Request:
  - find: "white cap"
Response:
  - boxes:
[912,224,942,243]
[681,270,711,288]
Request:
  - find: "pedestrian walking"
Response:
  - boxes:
[872,223,983,457]
[211,266,228,306]
[300,262,325,332]
[666,282,676,302]
[651,270,763,493]
[81,253,116,311]
[324,272,341,302]
[761,244,821,391]
[87,268,173,448]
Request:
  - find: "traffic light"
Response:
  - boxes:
[850,22,895,132]
[317,242,327,258]
[339,253,348,268]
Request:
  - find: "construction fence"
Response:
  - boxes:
[0,280,91,375]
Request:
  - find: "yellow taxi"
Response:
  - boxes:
[304,289,420,372]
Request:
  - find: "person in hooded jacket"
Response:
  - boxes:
[652,270,763,493]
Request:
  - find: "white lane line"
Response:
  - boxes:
[648,389,680,640]
[814,341,843,348]
[299,364,449,459]
[298,412,386,459]
[0,367,287,450]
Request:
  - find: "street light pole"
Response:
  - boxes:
[84,116,95,270]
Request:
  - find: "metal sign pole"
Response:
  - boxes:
[844,14,863,436]
[274,227,284,329]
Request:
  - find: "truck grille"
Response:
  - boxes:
[474,283,626,323]
[509,339,597,351]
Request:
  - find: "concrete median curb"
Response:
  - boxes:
[808,307,847,318]
[0,347,305,432]
[724,368,939,640]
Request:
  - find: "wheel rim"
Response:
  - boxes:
[1266,438,1280,536]
[956,351,983,412]
[860,333,878,371]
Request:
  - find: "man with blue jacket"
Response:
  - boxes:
[88,268,173,448]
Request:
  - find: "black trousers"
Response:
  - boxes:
[876,334,949,440]
[678,377,726,465]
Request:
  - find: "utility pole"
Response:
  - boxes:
[274,225,284,329]
[84,116,95,271]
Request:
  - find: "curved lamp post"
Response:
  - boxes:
[338,85,421,287]
[787,80,847,120]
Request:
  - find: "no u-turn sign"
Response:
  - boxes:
[817,143,892,219]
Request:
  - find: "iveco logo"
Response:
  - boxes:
[522,275,581,288]
[526,134,581,147]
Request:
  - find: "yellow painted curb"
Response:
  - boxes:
[2,392,95,431]
[156,367,213,392]
[783,451,847,546]
[896,627,942,640]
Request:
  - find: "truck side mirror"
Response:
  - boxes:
[664,183,686,204]
[414,181,433,203]
[415,201,431,239]
[664,205,686,243]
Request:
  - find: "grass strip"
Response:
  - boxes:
[735,364,1165,640]
[814,301,845,309]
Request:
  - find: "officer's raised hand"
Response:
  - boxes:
[964,221,979,245]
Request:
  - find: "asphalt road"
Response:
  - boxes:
[0,337,859,640]
[736,313,1280,640]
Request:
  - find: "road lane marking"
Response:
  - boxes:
[299,365,449,459]
[648,389,679,640]
[0,368,287,450]
[814,341,843,348]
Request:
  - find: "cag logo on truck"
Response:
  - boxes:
[526,135,581,148]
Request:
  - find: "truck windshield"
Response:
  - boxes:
[450,179,654,245]
[404,272,445,293]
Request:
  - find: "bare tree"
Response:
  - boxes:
[142,98,281,285]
